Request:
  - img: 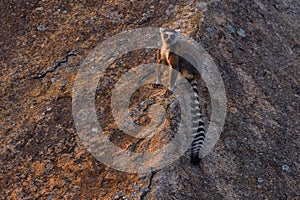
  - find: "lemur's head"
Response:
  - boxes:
[160,28,180,46]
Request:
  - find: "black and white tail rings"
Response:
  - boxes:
[188,78,206,165]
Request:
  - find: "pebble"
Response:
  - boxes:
[237,29,246,37]
[226,24,235,33]
[36,25,46,31]
[257,184,262,189]
[257,177,264,183]
[205,27,213,34]
[96,85,101,91]
[35,7,44,11]
[51,78,56,84]
[282,164,290,171]
[91,127,98,132]
[131,192,137,197]
[54,9,61,14]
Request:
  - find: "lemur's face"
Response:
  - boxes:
[160,28,180,46]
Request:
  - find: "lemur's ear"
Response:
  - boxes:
[159,28,165,33]
[175,29,181,33]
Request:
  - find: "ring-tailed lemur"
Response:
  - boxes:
[156,28,206,165]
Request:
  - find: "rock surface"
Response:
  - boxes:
[1,0,299,199]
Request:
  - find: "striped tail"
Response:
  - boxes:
[188,78,206,165]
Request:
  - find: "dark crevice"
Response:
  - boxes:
[32,51,77,79]
[139,171,156,200]
[128,138,145,152]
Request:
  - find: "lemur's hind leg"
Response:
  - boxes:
[153,49,164,88]
[167,52,180,91]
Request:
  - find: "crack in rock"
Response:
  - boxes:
[33,51,77,79]
[139,171,156,200]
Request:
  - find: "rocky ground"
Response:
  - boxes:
[1,0,299,199]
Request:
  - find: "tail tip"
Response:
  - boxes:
[191,155,201,165]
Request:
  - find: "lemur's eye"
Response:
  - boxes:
[171,34,175,40]
[163,33,168,39]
